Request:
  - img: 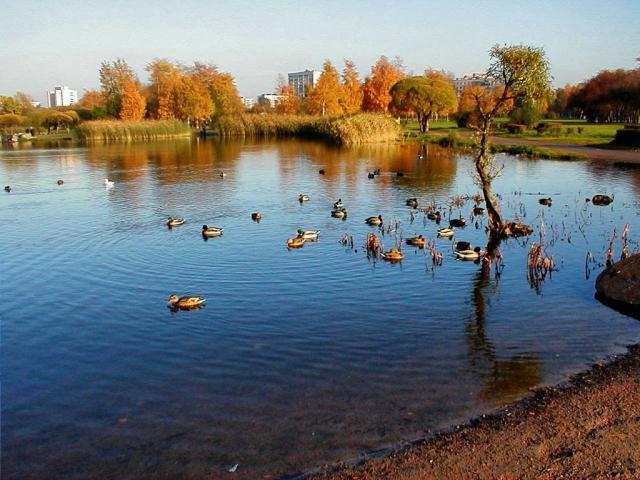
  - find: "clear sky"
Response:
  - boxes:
[2,0,639,103]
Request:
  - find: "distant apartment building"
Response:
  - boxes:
[46,86,78,107]
[30,101,41,108]
[241,96,256,110]
[258,93,286,108]
[287,70,321,97]
[452,73,498,96]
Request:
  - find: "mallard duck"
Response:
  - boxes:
[251,212,262,221]
[381,248,404,261]
[406,235,426,247]
[473,205,485,215]
[592,194,613,206]
[297,229,320,240]
[219,171,226,178]
[331,207,348,218]
[539,197,552,206]
[287,237,305,248]
[449,218,466,228]
[57,179,64,186]
[455,241,471,251]
[368,172,375,179]
[437,227,454,237]
[167,217,185,227]
[365,215,383,226]
[406,198,419,208]
[202,225,223,237]
[299,194,310,202]
[455,247,483,260]
[319,168,325,175]
[168,294,206,309]
[4,185,11,192]
[104,178,114,187]
[427,211,442,222]
[333,199,344,209]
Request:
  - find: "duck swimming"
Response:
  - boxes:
[427,211,442,222]
[57,179,64,186]
[202,225,224,237]
[539,197,552,206]
[592,194,613,206]
[381,248,404,262]
[287,237,305,248]
[449,218,466,228]
[4,185,11,192]
[299,194,310,202]
[331,207,348,218]
[365,215,383,226]
[454,246,483,261]
[167,217,185,227]
[104,178,114,187]
[406,235,426,248]
[473,205,485,215]
[406,198,419,208]
[251,212,262,221]
[333,199,344,209]
[168,294,206,309]
[297,229,320,240]
[437,227,454,238]
[368,172,375,179]
[219,171,226,178]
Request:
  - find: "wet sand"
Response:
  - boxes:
[308,345,640,480]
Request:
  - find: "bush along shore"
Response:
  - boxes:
[211,113,400,145]
[76,120,192,142]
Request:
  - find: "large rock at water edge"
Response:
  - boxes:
[595,254,640,318]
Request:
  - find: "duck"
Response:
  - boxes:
[251,212,262,221]
[454,246,483,261]
[539,197,552,206]
[406,235,426,248]
[396,171,405,177]
[427,211,442,222]
[331,207,348,218]
[319,169,325,175]
[368,172,375,179]
[437,227,455,238]
[592,194,614,206]
[333,199,344,209]
[219,171,226,178]
[473,205,485,215]
[4,185,11,192]
[381,248,404,262]
[167,217,185,227]
[104,178,114,187]
[406,198,419,208]
[455,241,471,251]
[449,218,467,228]
[168,294,206,309]
[374,169,381,176]
[297,229,320,240]
[287,237,306,248]
[57,179,64,186]
[365,215,383,226]
[202,225,224,237]
[299,194,310,202]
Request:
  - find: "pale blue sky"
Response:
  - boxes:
[2,0,639,103]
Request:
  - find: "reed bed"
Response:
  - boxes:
[76,120,192,142]
[213,113,400,145]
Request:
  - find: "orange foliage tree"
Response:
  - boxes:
[79,90,106,110]
[118,80,146,120]
[362,56,404,112]
[340,60,363,114]
[188,62,243,117]
[274,74,301,114]
[145,59,182,119]
[307,60,344,116]
[173,75,214,126]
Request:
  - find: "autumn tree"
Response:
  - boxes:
[390,76,457,132]
[118,80,146,120]
[14,92,35,114]
[0,96,22,115]
[99,58,137,116]
[188,62,243,118]
[307,60,344,116]
[467,45,551,245]
[146,59,182,119]
[273,74,300,114]
[79,90,106,110]
[362,56,404,112]
[0,114,25,130]
[340,60,363,114]
[173,75,214,126]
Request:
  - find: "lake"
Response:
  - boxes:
[2,138,639,479]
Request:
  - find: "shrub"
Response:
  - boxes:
[505,123,527,134]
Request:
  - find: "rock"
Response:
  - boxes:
[595,254,640,319]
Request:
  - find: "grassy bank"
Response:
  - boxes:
[213,113,400,145]
[76,120,192,142]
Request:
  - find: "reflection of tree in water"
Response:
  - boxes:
[466,267,542,406]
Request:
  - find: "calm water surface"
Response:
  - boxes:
[2,139,640,479]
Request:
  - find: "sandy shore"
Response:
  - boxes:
[307,345,640,480]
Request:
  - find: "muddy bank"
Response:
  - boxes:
[305,345,640,480]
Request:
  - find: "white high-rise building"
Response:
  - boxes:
[46,86,78,107]
[287,70,321,97]
[452,73,498,96]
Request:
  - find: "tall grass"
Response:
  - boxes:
[76,120,192,142]
[213,113,400,144]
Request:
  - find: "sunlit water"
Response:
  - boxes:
[2,138,639,479]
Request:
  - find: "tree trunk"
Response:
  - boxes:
[475,122,504,235]
[418,114,429,133]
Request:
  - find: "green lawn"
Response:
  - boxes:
[494,120,624,145]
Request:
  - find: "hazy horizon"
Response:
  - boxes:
[2,0,639,104]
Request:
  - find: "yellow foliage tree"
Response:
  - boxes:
[362,56,404,112]
[340,60,363,114]
[79,90,106,110]
[118,80,146,120]
[173,75,214,126]
[146,59,182,119]
[274,75,301,114]
[188,62,243,117]
[307,60,344,116]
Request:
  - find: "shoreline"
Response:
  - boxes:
[301,343,640,479]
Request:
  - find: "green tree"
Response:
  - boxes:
[470,45,551,245]
[390,76,457,132]
[99,58,137,116]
